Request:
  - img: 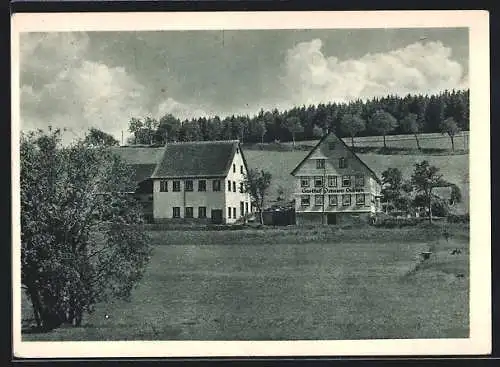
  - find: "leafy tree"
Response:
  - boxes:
[340,113,366,148]
[254,119,267,144]
[283,116,303,147]
[312,125,324,139]
[83,128,119,147]
[128,117,143,145]
[410,160,448,223]
[400,113,422,150]
[440,117,461,151]
[243,169,272,224]
[450,183,462,205]
[142,116,159,145]
[370,110,397,149]
[156,113,181,143]
[21,128,152,331]
[381,168,403,213]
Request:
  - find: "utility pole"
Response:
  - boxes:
[121,130,123,146]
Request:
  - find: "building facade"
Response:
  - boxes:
[150,140,252,224]
[291,131,382,225]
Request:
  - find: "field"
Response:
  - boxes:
[243,132,469,211]
[22,224,469,341]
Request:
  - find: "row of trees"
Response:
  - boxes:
[381,161,462,223]
[21,128,152,331]
[124,89,468,150]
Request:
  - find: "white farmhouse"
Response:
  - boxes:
[149,140,252,224]
[291,131,383,225]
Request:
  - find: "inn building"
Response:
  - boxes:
[291,131,382,225]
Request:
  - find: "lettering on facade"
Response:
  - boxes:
[301,187,365,194]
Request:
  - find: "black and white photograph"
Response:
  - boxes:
[11,11,490,358]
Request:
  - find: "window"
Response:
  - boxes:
[239,182,244,193]
[233,181,236,192]
[173,207,181,218]
[355,175,365,187]
[233,164,236,173]
[328,176,337,187]
[317,159,325,169]
[240,165,243,174]
[198,206,207,218]
[245,202,249,214]
[339,157,347,169]
[301,177,310,187]
[356,194,365,206]
[228,180,231,191]
[301,195,310,206]
[342,175,351,187]
[173,180,181,192]
[314,176,323,187]
[342,195,351,206]
[314,195,324,206]
[185,207,193,218]
[213,180,221,192]
[240,202,244,216]
[185,180,193,192]
[198,180,206,192]
[233,207,236,218]
[160,180,168,192]
[329,195,337,206]
[328,142,336,150]
[228,206,232,218]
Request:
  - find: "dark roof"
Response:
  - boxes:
[290,131,381,184]
[151,140,240,178]
[109,147,165,165]
[109,147,165,186]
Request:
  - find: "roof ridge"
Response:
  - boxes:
[165,139,239,145]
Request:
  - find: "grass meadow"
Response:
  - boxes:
[22,224,469,341]
[21,133,470,341]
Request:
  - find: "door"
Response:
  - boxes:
[211,209,223,224]
[327,213,337,225]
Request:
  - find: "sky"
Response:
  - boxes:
[19,28,469,143]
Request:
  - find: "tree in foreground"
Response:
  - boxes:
[83,128,119,147]
[21,128,152,331]
[370,110,397,149]
[440,117,461,151]
[340,113,366,148]
[399,113,422,150]
[243,169,272,224]
[410,160,449,223]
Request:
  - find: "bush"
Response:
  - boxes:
[447,213,470,223]
[373,216,424,228]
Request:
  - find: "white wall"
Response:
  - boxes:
[224,147,252,223]
[293,134,381,214]
[153,178,226,220]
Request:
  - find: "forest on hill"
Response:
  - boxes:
[123,89,469,146]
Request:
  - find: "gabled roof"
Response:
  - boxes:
[290,131,382,184]
[151,140,241,179]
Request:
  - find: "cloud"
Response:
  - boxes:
[281,39,468,105]
[21,59,147,144]
[155,97,210,121]
[20,33,151,143]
